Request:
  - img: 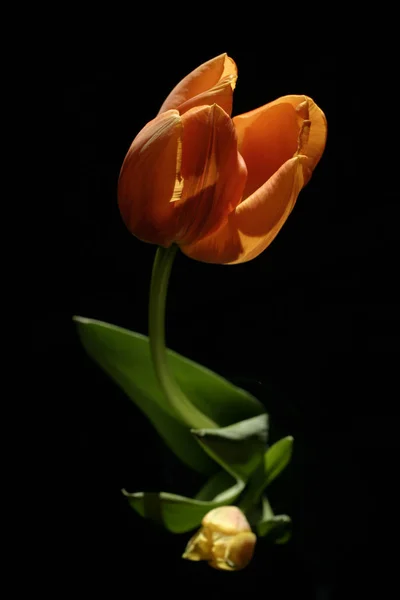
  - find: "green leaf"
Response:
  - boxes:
[257,495,292,543]
[263,436,294,487]
[248,496,291,544]
[194,470,237,502]
[237,436,294,514]
[191,414,269,480]
[122,475,244,533]
[258,513,292,544]
[73,317,265,474]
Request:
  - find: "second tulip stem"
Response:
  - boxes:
[148,245,216,429]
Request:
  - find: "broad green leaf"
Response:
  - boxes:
[191,414,269,480]
[74,317,265,474]
[121,476,244,533]
[74,318,214,474]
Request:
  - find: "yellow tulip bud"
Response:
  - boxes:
[182,506,256,571]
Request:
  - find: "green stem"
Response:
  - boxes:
[148,245,216,429]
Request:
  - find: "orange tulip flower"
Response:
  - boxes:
[118,54,327,264]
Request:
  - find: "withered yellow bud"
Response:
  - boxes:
[182,506,256,571]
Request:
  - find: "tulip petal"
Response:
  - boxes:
[173,104,247,246]
[159,53,237,116]
[233,95,327,197]
[274,95,327,179]
[234,103,299,200]
[117,110,183,247]
[180,156,306,264]
[202,505,252,534]
[183,506,256,571]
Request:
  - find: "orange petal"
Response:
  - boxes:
[172,104,247,246]
[233,102,299,200]
[117,110,183,246]
[275,95,327,182]
[180,156,306,264]
[158,53,237,116]
[233,95,327,197]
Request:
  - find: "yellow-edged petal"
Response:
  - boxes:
[159,53,237,116]
[233,95,327,196]
[173,104,247,246]
[117,110,183,246]
[180,156,306,264]
[275,95,327,181]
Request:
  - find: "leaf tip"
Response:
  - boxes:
[72,315,90,325]
[121,489,142,498]
[191,428,205,438]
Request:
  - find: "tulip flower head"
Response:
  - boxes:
[182,506,257,571]
[118,54,327,263]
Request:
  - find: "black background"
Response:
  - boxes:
[38,43,398,598]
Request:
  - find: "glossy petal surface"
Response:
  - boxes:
[117,110,182,246]
[234,95,327,192]
[181,156,306,264]
[159,53,237,116]
[172,104,247,246]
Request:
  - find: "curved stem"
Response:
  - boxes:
[148,245,216,429]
